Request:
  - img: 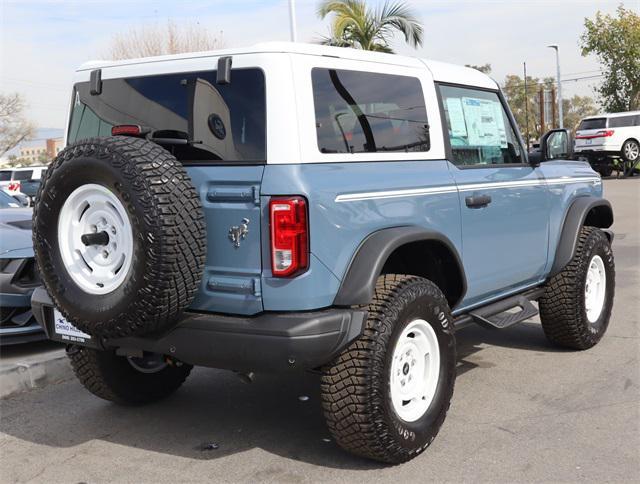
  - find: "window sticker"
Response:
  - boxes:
[461,97,507,148]
[445,97,467,137]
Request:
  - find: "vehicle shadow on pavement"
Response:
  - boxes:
[455,321,570,376]
[0,364,386,470]
[1,321,575,470]
[1,322,578,470]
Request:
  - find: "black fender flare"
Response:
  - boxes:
[333,226,467,307]
[549,196,614,277]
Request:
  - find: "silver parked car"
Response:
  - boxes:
[0,191,44,344]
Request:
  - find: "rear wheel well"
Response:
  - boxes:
[584,204,613,229]
[381,240,464,308]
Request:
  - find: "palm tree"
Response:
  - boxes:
[317,0,423,53]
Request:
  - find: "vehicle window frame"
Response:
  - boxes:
[435,81,528,169]
[66,67,268,166]
[310,67,431,156]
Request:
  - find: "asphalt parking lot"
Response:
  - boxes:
[1,178,638,483]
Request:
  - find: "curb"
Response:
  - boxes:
[0,348,72,398]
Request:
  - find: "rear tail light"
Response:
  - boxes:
[576,130,615,139]
[111,125,142,136]
[269,196,309,277]
[7,181,20,192]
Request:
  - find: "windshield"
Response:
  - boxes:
[578,118,606,130]
[0,191,20,208]
[68,68,266,163]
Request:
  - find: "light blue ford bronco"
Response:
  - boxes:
[31,43,615,464]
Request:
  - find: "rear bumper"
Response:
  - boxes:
[31,287,366,372]
[574,147,621,157]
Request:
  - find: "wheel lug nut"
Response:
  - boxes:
[111,227,116,234]
[91,224,97,233]
[102,250,109,258]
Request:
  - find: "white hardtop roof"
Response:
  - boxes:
[582,110,640,120]
[78,41,498,90]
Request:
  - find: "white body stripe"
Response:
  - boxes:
[334,176,601,203]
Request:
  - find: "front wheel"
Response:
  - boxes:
[321,275,456,464]
[539,226,615,349]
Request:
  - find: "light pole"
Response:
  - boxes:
[288,0,297,42]
[547,44,563,129]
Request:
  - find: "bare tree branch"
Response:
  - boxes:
[105,20,225,60]
[0,93,35,158]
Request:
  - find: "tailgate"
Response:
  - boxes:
[186,165,265,315]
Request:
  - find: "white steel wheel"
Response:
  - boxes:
[585,254,607,323]
[57,184,133,295]
[389,318,440,422]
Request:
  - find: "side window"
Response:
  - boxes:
[13,170,33,181]
[311,68,430,154]
[438,84,524,166]
[609,115,637,128]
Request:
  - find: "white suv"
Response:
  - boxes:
[574,111,640,176]
[0,166,47,195]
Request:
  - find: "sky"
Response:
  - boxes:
[0,0,635,129]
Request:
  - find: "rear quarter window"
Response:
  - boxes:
[0,171,11,182]
[311,68,430,154]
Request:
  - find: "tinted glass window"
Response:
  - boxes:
[608,115,637,128]
[0,191,20,208]
[438,85,523,166]
[0,171,11,181]
[578,118,607,130]
[311,68,430,154]
[13,170,33,181]
[68,69,266,163]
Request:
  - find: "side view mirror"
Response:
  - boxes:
[539,128,574,163]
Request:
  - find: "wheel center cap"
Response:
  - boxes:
[402,362,410,375]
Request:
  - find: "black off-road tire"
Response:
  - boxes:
[321,274,456,464]
[68,346,192,405]
[33,136,206,339]
[539,226,615,349]
[596,165,613,178]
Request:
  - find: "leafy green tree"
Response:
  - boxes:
[562,95,599,131]
[317,0,423,53]
[503,75,555,142]
[580,5,640,111]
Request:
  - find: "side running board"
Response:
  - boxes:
[454,288,545,330]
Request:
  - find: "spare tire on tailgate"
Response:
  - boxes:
[33,136,206,339]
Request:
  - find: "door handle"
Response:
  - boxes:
[465,194,492,208]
